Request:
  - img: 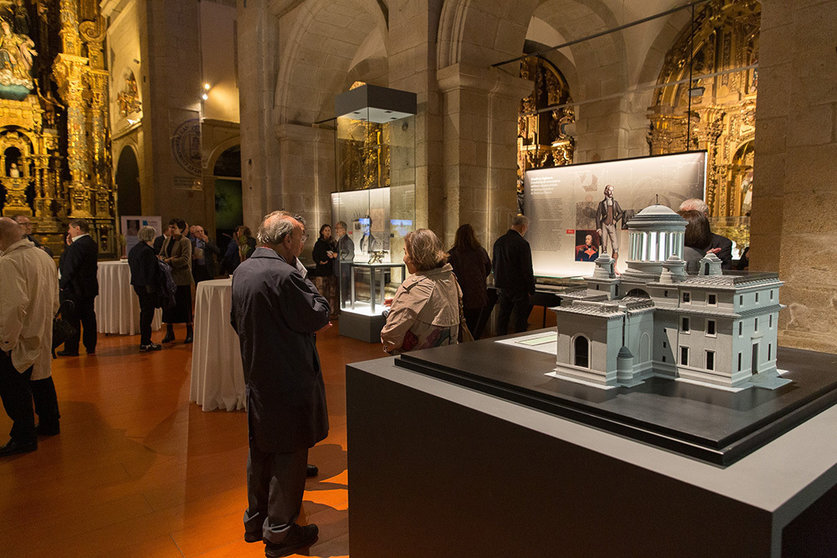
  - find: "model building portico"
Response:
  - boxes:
[551,205,787,391]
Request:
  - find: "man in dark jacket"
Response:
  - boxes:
[334,221,354,308]
[58,218,98,356]
[492,215,535,336]
[231,211,330,557]
[128,226,162,352]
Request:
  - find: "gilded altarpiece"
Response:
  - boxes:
[516,56,575,213]
[648,0,760,252]
[0,0,116,256]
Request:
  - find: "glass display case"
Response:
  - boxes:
[333,84,416,340]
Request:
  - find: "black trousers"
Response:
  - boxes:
[0,351,35,444]
[133,286,157,345]
[64,295,97,353]
[30,377,60,431]
[463,307,482,339]
[244,443,308,543]
[496,290,532,336]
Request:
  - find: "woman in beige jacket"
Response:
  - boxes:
[381,229,463,354]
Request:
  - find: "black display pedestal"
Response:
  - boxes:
[395,332,837,465]
[346,342,837,558]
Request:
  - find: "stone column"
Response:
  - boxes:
[751,0,837,353]
[237,0,281,229]
[437,63,532,247]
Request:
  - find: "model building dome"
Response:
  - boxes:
[619,204,687,281]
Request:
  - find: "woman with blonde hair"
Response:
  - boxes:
[381,228,466,354]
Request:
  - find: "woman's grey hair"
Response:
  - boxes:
[138,226,157,243]
[405,228,448,271]
[257,210,296,245]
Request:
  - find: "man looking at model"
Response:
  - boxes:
[492,214,535,336]
[231,211,330,557]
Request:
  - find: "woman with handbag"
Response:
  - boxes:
[158,218,193,343]
[128,226,163,351]
[380,229,469,354]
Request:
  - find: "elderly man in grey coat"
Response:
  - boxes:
[230,210,330,557]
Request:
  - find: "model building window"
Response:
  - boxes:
[682,292,691,303]
[680,346,689,365]
[681,317,690,332]
[754,317,759,332]
[755,292,759,303]
[768,344,772,361]
[662,341,667,348]
[574,336,589,368]
[706,351,715,371]
[664,290,668,297]
[706,320,716,336]
[708,293,717,305]
[769,314,773,328]
[738,322,743,336]
[739,295,744,305]
[738,353,742,372]
[770,290,774,301]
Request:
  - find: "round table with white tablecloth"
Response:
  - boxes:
[190,278,246,411]
[94,260,162,335]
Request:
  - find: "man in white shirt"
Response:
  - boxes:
[0,217,60,457]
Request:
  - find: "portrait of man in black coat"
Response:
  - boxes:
[230,211,330,557]
[58,218,99,356]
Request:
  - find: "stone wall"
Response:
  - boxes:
[751,0,837,353]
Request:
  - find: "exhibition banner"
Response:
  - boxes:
[121,215,163,258]
[523,151,706,277]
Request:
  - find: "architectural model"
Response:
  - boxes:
[551,205,788,391]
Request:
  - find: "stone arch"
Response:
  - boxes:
[275,0,389,125]
[573,334,590,368]
[640,332,651,363]
[115,145,141,217]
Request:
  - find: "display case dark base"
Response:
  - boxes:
[395,331,837,466]
[339,310,386,343]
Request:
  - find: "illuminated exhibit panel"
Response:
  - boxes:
[523,152,706,277]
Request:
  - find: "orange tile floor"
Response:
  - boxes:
[0,321,384,557]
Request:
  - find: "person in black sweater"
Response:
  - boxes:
[492,215,535,336]
[128,226,163,351]
[311,224,338,318]
[58,218,99,356]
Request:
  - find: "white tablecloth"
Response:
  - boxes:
[95,260,162,335]
[190,278,246,411]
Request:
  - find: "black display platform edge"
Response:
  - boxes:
[395,350,837,466]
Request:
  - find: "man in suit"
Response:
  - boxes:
[334,221,354,308]
[0,217,60,456]
[492,214,535,336]
[231,211,330,557]
[679,198,733,269]
[58,218,98,356]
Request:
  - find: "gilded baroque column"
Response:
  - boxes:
[53,54,91,217]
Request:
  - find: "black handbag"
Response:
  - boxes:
[52,299,77,357]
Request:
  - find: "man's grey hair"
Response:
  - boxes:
[138,226,157,242]
[679,198,709,214]
[257,210,296,245]
[511,214,529,228]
